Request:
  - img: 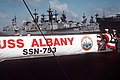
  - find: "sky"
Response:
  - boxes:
[0,0,120,29]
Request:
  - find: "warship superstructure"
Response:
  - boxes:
[96,13,120,33]
[0,7,100,36]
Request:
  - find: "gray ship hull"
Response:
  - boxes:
[0,26,100,36]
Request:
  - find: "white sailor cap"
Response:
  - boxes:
[113,29,116,32]
[105,29,109,31]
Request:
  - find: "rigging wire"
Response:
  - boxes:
[22,0,69,80]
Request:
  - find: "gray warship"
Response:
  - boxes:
[0,7,100,36]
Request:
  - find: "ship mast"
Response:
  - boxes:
[47,5,54,31]
[95,13,99,18]
[54,10,58,22]
[41,13,46,23]
[12,15,17,27]
[61,11,66,22]
[11,15,20,33]
[47,5,53,22]
[89,16,95,23]
[82,13,87,24]
[33,9,39,23]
